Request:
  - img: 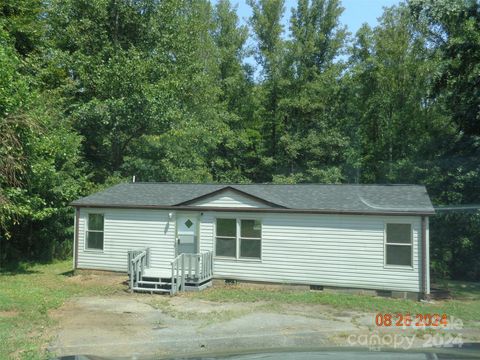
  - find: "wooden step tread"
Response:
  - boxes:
[132,287,170,293]
[142,269,173,278]
[137,280,171,285]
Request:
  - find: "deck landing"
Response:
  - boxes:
[142,268,172,279]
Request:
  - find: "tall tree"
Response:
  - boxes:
[410,0,480,136]
[44,0,161,181]
[212,0,251,119]
[277,0,348,182]
[408,0,480,207]
[248,0,286,176]
[120,0,231,182]
[209,0,261,182]
[1,3,87,262]
[408,0,480,280]
[346,5,449,183]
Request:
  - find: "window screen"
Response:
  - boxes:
[215,218,262,259]
[240,220,261,259]
[86,214,104,250]
[386,223,412,266]
[216,219,237,257]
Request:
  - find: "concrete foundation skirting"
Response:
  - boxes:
[213,278,420,300]
[74,268,125,276]
[212,279,310,291]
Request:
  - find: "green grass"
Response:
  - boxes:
[189,282,480,326]
[0,260,123,360]
[441,280,480,301]
[1,260,479,359]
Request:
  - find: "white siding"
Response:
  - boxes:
[190,189,270,208]
[76,207,424,292]
[200,212,422,292]
[77,208,175,272]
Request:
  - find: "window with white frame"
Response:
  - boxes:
[86,213,104,250]
[385,223,412,266]
[215,219,237,257]
[215,218,261,259]
[240,219,261,258]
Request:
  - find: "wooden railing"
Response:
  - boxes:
[127,248,213,294]
[171,253,184,295]
[171,251,213,295]
[127,248,149,291]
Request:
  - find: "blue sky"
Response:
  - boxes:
[225,0,401,36]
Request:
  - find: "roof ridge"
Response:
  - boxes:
[127,182,425,187]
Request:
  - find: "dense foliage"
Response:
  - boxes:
[0,0,479,280]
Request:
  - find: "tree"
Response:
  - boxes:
[278,0,348,182]
[209,0,261,182]
[410,0,480,136]
[0,0,44,57]
[248,0,286,174]
[212,0,251,119]
[4,94,88,260]
[0,14,87,262]
[0,27,32,221]
[119,0,232,183]
[408,0,480,281]
[345,5,451,184]
[43,0,162,181]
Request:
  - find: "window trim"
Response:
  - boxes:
[84,213,105,252]
[214,217,262,261]
[384,222,413,269]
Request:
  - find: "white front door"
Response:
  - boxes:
[176,214,198,255]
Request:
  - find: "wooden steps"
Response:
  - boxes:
[128,249,214,295]
[134,276,173,293]
[130,272,212,294]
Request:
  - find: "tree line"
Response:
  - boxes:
[0,0,479,280]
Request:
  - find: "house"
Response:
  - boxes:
[70,183,434,297]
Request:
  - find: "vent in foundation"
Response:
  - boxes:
[376,290,392,297]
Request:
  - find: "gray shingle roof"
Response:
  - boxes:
[71,183,434,215]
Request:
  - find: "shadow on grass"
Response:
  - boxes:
[433,279,480,300]
[0,261,40,275]
[60,270,75,277]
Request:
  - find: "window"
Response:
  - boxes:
[215,218,262,259]
[385,223,412,266]
[240,219,261,258]
[86,213,104,250]
[215,219,237,257]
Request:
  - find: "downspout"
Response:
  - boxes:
[74,207,80,270]
[421,216,430,300]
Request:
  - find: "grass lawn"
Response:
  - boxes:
[189,281,480,326]
[0,260,123,360]
[1,260,479,359]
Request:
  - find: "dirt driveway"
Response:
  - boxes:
[47,286,479,359]
[49,293,359,358]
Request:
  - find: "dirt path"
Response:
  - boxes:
[48,293,480,359]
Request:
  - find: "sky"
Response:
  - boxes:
[230,0,401,35]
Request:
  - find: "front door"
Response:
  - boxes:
[176,214,198,255]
